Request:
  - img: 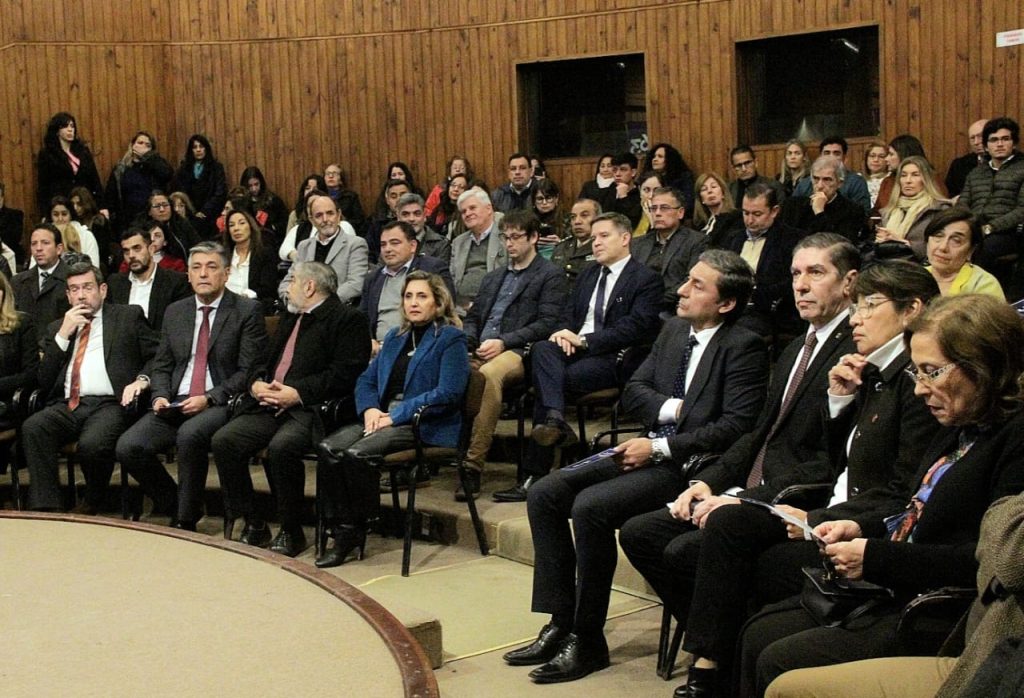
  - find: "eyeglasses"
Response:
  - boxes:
[732,160,755,170]
[850,297,898,318]
[150,202,171,210]
[649,204,681,213]
[498,232,530,242]
[904,362,958,385]
[535,195,556,203]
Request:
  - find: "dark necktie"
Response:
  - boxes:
[655,335,700,438]
[68,323,91,410]
[39,270,51,291]
[189,306,213,398]
[593,266,611,329]
[273,314,303,384]
[746,331,819,488]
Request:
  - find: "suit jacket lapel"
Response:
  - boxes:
[779,322,850,421]
[209,292,235,346]
[678,327,721,422]
[102,305,117,363]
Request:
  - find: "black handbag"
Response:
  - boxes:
[800,565,894,628]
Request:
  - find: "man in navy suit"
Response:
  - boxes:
[115,241,267,528]
[503,249,768,683]
[359,220,453,355]
[493,212,661,501]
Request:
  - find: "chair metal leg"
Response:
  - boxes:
[457,462,489,556]
[9,438,22,510]
[389,469,403,538]
[402,472,418,577]
[65,455,78,510]
[314,460,325,556]
[516,392,528,482]
[656,605,685,680]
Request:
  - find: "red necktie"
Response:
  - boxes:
[68,323,91,410]
[189,306,213,398]
[273,315,303,383]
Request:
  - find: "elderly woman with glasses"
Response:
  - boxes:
[740,294,1024,697]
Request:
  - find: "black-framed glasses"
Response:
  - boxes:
[498,232,529,242]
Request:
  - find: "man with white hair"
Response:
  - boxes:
[782,156,865,243]
[450,187,506,312]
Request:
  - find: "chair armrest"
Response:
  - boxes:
[895,587,976,656]
[680,452,720,481]
[319,395,356,432]
[771,482,835,507]
[591,426,645,450]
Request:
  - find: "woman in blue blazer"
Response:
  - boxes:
[316,270,469,567]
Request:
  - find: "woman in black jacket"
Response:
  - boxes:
[36,112,105,220]
[171,134,227,240]
[0,272,38,403]
[104,131,173,235]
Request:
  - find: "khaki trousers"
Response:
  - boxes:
[766,656,955,698]
[466,350,524,472]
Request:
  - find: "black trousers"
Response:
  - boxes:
[619,506,704,625]
[737,595,901,697]
[211,408,316,529]
[530,339,619,423]
[528,456,684,638]
[317,422,417,526]
[24,397,126,510]
[116,404,230,521]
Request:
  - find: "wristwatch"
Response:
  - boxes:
[579,335,589,350]
[982,224,993,237]
[650,439,669,463]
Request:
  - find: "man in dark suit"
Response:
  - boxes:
[115,241,267,528]
[24,261,159,512]
[781,156,866,244]
[396,193,452,265]
[725,182,805,342]
[495,212,662,501]
[459,210,566,501]
[630,186,706,313]
[360,220,453,354]
[0,180,26,269]
[12,224,70,331]
[212,261,372,558]
[619,232,860,698]
[503,249,768,684]
[105,225,192,330]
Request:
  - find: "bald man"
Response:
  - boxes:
[945,118,989,198]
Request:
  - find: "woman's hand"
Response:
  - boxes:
[775,505,809,539]
[828,353,868,397]
[363,408,387,434]
[814,519,863,544]
[825,538,867,579]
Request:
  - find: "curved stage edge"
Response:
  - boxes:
[0,510,439,698]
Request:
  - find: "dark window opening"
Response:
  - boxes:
[737,27,880,145]
[518,54,647,159]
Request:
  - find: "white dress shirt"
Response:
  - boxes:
[651,323,723,457]
[580,255,631,336]
[56,308,115,399]
[128,268,156,318]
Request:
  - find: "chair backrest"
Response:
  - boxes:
[457,369,486,450]
[264,314,281,341]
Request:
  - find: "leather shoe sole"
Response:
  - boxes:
[531,420,578,448]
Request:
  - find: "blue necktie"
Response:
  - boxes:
[655,335,700,438]
[593,266,611,329]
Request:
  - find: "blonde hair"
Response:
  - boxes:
[692,172,735,228]
[882,156,947,213]
[399,270,461,333]
[778,139,809,182]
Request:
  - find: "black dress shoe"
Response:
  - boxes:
[492,475,537,503]
[454,469,482,502]
[674,665,716,698]
[531,418,578,448]
[528,633,610,683]
[239,520,272,548]
[171,520,197,532]
[503,623,569,666]
[315,525,367,568]
[269,528,308,557]
[379,466,432,493]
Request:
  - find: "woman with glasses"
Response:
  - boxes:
[741,293,1024,696]
[925,207,1004,300]
[145,191,199,265]
[531,178,566,258]
[653,261,944,698]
